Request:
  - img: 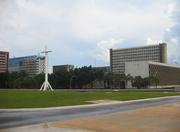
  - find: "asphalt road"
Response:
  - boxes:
[0,96,180,129]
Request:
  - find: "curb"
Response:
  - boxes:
[1,95,180,112]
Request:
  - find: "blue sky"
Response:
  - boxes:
[0,0,180,69]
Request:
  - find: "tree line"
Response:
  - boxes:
[0,66,159,89]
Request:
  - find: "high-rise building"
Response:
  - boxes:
[53,64,74,73]
[0,51,9,73]
[9,55,45,76]
[110,43,167,73]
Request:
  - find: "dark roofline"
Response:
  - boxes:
[53,64,74,67]
[111,43,167,51]
[9,55,45,60]
[0,51,9,53]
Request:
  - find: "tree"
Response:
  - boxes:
[149,75,159,88]
[132,76,143,89]
[103,72,114,88]
[142,77,150,88]
[50,71,72,89]
[0,72,8,88]
[8,71,28,88]
[132,76,151,88]
[74,66,97,88]
[125,74,133,88]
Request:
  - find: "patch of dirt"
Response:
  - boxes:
[0,124,93,132]
[51,102,180,132]
[2,102,180,132]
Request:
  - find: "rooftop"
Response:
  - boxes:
[111,43,166,51]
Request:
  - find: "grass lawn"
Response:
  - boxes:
[0,90,180,108]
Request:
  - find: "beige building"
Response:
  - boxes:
[0,51,9,73]
[110,43,167,73]
[125,61,180,87]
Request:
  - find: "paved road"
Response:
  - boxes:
[0,96,180,129]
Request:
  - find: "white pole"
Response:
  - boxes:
[45,49,48,82]
[40,46,53,91]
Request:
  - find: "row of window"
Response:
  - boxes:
[112,56,160,60]
[112,58,160,63]
[112,51,160,57]
[112,46,160,52]
[112,50,160,54]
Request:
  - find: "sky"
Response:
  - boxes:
[0,0,180,69]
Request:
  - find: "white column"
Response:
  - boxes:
[40,46,53,91]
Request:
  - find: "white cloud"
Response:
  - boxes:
[69,1,172,41]
[166,3,176,15]
[146,37,163,45]
[0,0,66,53]
[171,37,178,43]
[163,0,180,64]
[92,38,124,63]
[0,0,179,66]
[167,37,179,63]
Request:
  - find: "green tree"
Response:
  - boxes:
[74,66,97,88]
[149,75,159,88]
[125,74,133,88]
[0,72,9,88]
[132,76,143,89]
[103,72,114,88]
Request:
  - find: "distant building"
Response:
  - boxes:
[110,43,167,73]
[53,64,74,73]
[93,66,110,74]
[125,61,180,87]
[9,55,45,76]
[0,51,9,73]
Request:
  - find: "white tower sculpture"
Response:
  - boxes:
[40,46,53,91]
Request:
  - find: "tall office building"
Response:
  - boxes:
[0,51,9,73]
[9,55,45,76]
[110,43,167,73]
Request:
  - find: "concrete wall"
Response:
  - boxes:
[125,61,180,87]
[125,61,149,78]
[149,63,180,86]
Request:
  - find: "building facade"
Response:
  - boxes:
[110,43,167,73]
[0,51,9,73]
[53,65,74,73]
[125,61,180,87]
[9,55,45,76]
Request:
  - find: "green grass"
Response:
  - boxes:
[0,90,180,108]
